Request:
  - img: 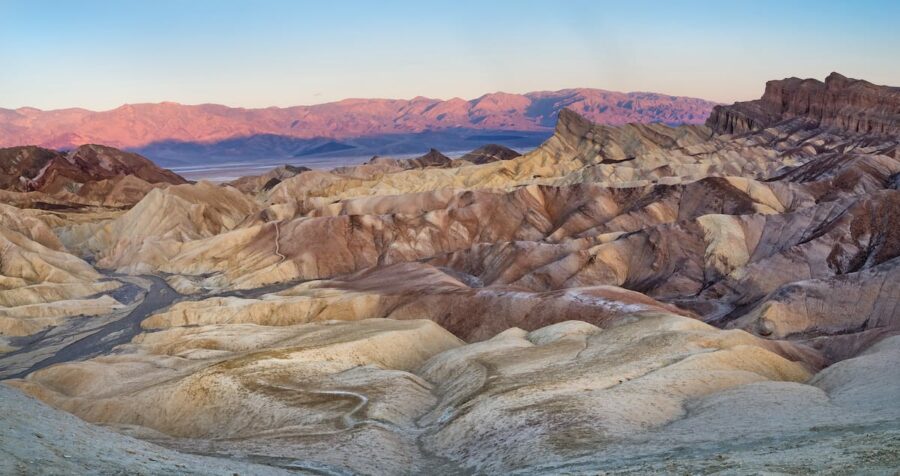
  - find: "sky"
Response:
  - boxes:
[1,0,898,110]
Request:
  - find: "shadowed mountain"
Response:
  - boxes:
[130,129,552,168]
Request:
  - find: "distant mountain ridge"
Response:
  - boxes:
[0,88,717,153]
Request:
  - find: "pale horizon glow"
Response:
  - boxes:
[2,0,898,110]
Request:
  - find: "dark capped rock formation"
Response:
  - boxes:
[226,164,312,195]
[368,148,453,169]
[456,144,521,164]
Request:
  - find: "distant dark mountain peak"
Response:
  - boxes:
[458,144,521,165]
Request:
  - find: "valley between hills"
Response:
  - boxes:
[1,72,899,474]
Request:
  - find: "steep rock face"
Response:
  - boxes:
[707,72,900,135]
[263,109,776,210]
[730,256,900,363]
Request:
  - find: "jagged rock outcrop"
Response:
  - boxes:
[225,164,311,195]
[455,143,520,164]
[370,148,452,168]
[707,72,900,135]
[327,148,453,181]
[0,144,187,207]
[0,146,60,191]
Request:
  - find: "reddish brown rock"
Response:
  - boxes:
[0,144,186,206]
[707,72,900,135]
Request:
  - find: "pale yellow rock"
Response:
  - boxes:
[417,313,814,473]
[0,336,17,353]
[0,217,124,336]
[0,281,120,307]
[59,181,260,271]
[0,295,125,336]
[9,313,822,474]
[11,319,462,436]
[0,226,101,286]
[9,318,464,474]
[697,214,752,278]
[141,289,384,329]
[0,203,65,251]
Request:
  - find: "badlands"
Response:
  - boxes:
[1,73,899,474]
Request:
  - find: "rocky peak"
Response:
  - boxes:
[0,146,62,191]
[413,148,453,167]
[555,108,596,141]
[367,148,452,169]
[458,144,521,165]
[64,144,187,185]
[707,73,900,135]
[0,144,186,195]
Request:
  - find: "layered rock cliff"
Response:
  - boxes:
[707,72,900,135]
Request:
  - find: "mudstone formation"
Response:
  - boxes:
[1,74,899,474]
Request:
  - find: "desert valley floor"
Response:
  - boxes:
[1,73,899,475]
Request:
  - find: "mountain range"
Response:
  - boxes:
[0,88,716,165]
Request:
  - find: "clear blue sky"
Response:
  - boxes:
[1,0,898,110]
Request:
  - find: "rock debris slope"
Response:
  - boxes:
[1,73,899,474]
